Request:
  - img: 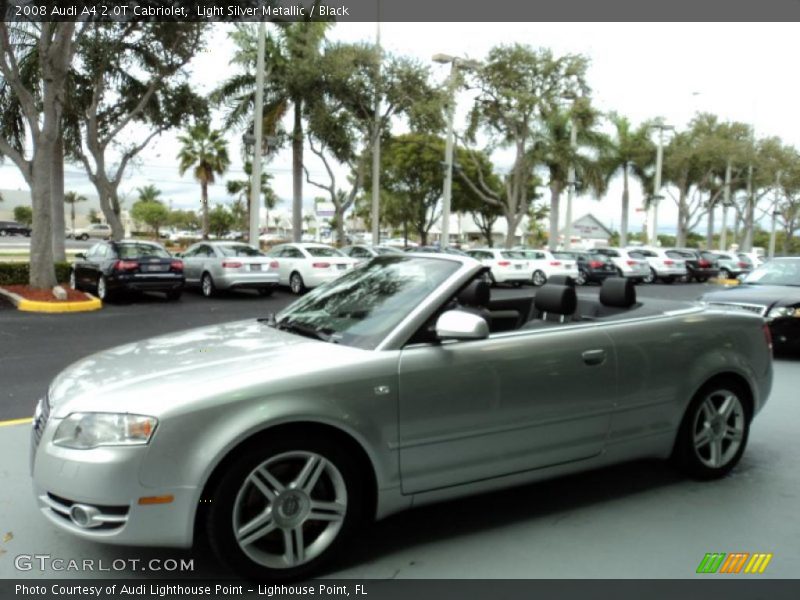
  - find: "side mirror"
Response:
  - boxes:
[435,310,489,341]
[74,253,86,259]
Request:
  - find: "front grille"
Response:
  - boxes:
[32,395,50,449]
[707,301,767,317]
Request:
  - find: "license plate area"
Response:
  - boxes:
[337,264,347,270]
[250,264,262,272]
[143,264,168,272]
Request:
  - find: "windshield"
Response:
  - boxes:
[218,244,263,257]
[117,244,170,259]
[305,246,345,258]
[275,256,461,349]
[742,260,800,286]
[375,246,402,255]
[552,252,576,260]
[500,251,526,259]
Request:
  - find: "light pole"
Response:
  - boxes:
[768,172,781,259]
[432,53,481,248]
[648,122,673,245]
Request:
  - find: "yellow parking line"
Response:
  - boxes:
[0,417,33,427]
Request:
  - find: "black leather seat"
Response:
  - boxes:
[594,277,640,317]
[547,274,577,287]
[523,284,577,328]
[456,280,492,322]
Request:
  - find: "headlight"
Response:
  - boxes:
[53,413,157,449]
[766,306,798,320]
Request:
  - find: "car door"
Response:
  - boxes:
[398,325,617,494]
[75,244,97,287]
[180,245,200,283]
[278,246,304,284]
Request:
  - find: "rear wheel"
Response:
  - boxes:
[696,276,709,283]
[672,380,750,480]
[532,270,547,286]
[719,268,731,280]
[201,273,216,298]
[290,272,306,295]
[207,432,365,581]
[96,275,112,302]
[574,271,587,286]
[79,233,89,241]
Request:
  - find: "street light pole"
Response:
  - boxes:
[432,54,481,249]
[768,172,781,259]
[371,19,382,247]
[249,20,266,247]
[720,160,732,251]
[648,123,672,245]
[564,114,577,250]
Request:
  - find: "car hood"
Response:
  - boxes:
[702,284,800,308]
[47,319,365,417]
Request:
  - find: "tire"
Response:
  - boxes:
[672,380,751,480]
[0,230,7,237]
[201,273,216,298]
[290,272,306,295]
[574,271,587,286]
[696,276,709,283]
[532,270,547,287]
[79,233,89,241]
[258,287,274,297]
[643,268,656,284]
[719,268,731,280]
[206,431,365,581]
[69,269,78,291]
[166,290,182,301]
[96,275,112,302]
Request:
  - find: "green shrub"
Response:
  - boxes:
[0,262,73,286]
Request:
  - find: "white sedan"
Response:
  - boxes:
[626,246,687,283]
[466,248,531,285]
[266,243,358,294]
[594,247,650,282]
[516,249,580,286]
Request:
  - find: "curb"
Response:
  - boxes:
[709,278,740,286]
[0,287,102,313]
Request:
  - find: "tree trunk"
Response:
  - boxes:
[335,206,345,246]
[201,180,209,240]
[30,140,57,289]
[96,180,125,240]
[292,100,303,243]
[51,133,66,263]
[548,181,562,251]
[504,210,523,248]
[676,189,688,247]
[619,167,629,247]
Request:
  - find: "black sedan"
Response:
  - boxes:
[0,220,31,236]
[702,257,800,354]
[666,248,720,282]
[553,251,617,285]
[70,240,185,302]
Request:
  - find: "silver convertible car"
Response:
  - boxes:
[30,254,772,580]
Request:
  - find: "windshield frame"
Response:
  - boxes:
[274,255,472,350]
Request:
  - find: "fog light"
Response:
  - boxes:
[69,504,102,528]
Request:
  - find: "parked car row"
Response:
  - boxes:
[68,241,361,301]
[0,220,31,236]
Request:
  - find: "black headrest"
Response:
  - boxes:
[547,274,576,287]
[599,277,636,308]
[534,284,577,315]
[457,279,490,308]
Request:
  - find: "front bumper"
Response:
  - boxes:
[31,420,196,548]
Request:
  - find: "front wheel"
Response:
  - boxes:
[643,268,656,284]
[532,270,547,286]
[672,381,750,480]
[79,233,89,241]
[574,271,587,286]
[207,432,365,581]
[201,273,216,298]
[719,268,731,280]
[96,275,112,302]
[696,276,709,283]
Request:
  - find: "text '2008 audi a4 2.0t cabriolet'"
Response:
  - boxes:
[31,254,772,580]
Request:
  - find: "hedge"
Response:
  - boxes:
[0,262,72,286]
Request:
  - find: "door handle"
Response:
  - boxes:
[582,349,606,366]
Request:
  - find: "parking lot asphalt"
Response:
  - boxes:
[1,279,798,579]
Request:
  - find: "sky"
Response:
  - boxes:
[1,22,797,234]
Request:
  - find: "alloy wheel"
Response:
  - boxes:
[290,273,304,295]
[691,389,745,469]
[232,451,347,570]
[532,270,546,286]
[202,274,215,297]
[575,271,587,285]
[97,276,106,300]
[644,268,656,284]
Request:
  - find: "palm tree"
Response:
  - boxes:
[600,114,655,247]
[63,191,87,234]
[136,184,162,204]
[212,22,330,242]
[225,161,279,241]
[177,122,230,239]
[538,100,609,250]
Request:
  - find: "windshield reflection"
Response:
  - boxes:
[275,256,461,349]
[742,259,800,286]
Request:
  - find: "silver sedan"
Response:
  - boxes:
[31,255,772,580]
[180,241,279,297]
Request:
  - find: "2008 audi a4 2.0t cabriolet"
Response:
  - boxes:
[30,254,772,580]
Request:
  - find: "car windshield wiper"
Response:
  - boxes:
[274,319,333,342]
